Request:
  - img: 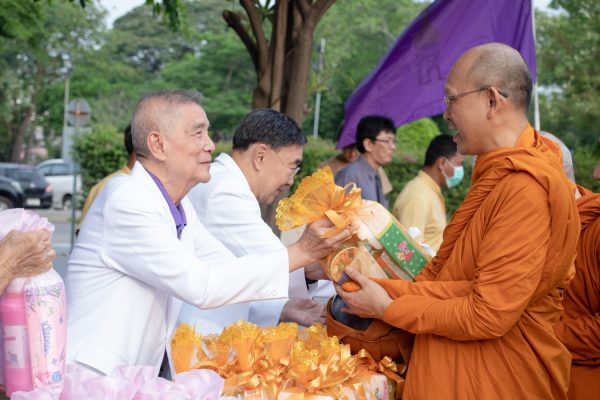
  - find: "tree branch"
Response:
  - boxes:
[269,0,288,110]
[313,0,337,23]
[223,9,259,71]
[294,0,311,20]
[240,0,269,70]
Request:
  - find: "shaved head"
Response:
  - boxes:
[131,90,203,157]
[457,43,532,113]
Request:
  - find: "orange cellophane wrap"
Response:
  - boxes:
[276,166,362,236]
[280,324,357,399]
[171,321,400,399]
[170,323,202,374]
[172,321,300,399]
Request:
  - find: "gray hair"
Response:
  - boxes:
[131,90,203,157]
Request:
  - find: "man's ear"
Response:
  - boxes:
[434,156,446,171]
[147,131,167,161]
[362,138,374,153]
[252,143,269,171]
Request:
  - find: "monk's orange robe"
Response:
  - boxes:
[373,125,580,400]
[554,187,600,400]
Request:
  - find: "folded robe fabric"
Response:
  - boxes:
[554,186,600,400]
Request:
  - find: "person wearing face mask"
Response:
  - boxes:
[392,134,464,252]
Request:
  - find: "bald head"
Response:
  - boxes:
[131,90,203,157]
[455,43,532,114]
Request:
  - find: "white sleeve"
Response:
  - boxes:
[202,184,290,326]
[101,186,289,309]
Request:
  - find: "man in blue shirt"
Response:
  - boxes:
[335,115,396,208]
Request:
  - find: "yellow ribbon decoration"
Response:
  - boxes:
[276,167,363,236]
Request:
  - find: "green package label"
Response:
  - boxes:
[377,222,428,278]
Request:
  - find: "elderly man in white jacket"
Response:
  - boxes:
[66,90,352,377]
[182,109,331,334]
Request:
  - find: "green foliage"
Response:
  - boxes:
[160,31,255,137]
[397,118,440,157]
[0,0,41,39]
[303,0,429,140]
[291,136,339,191]
[213,140,232,158]
[536,0,600,146]
[72,124,127,201]
[573,144,600,192]
[0,0,106,161]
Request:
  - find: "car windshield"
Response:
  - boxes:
[5,168,45,184]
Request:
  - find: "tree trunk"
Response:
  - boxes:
[10,106,33,163]
[283,21,314,124]
[225,0,337,232]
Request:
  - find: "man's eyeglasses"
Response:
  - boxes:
[272,148,301,178]
[371,138,397,146]
[444,86,509,108]
[290,166,301,178]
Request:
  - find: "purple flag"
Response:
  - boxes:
[338,0,536,149]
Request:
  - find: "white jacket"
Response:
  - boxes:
[66,162,289,375]
[181,153,310,333]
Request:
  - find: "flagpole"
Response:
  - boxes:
[531,0,541,131]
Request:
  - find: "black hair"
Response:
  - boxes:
[124,124,134,156]
[232,108,306,150]
[424,134,458,167]
[356,115,396,153]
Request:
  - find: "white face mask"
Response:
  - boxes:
[441,158,464,188]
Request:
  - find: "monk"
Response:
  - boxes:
[554,185,600,400]
[336,43,580,400]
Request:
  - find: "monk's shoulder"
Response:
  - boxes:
[489,171,549,213]
[498,171,547,198]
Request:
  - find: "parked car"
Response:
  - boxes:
[0,176,24,211]
[0,163,52,209]
[36,159,82,209]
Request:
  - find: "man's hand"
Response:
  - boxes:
[3,229,55,279]
[279,298,326,327]
[334,267,393,320]
[287,218,356,272]
[305,261,329,281]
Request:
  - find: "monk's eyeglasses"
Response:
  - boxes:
[444,86,509,108]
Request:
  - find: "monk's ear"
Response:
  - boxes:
[486,87,505,119]
[147,131,167,161]
[252,143,269,171]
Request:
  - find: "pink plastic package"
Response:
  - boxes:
[0,209,66,395]
[24,269,67,394]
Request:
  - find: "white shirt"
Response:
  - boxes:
[66,162,289,375]
[182,153,311,332]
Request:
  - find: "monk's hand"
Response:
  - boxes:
[305,261,329,281]
[2,230,55,279]
[280,298,326,327]
[334,267,392,320]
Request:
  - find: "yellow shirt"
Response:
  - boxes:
[392,170,445,251]
[78,165,131,231]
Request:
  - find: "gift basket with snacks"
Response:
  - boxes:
[276,167,431,368]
